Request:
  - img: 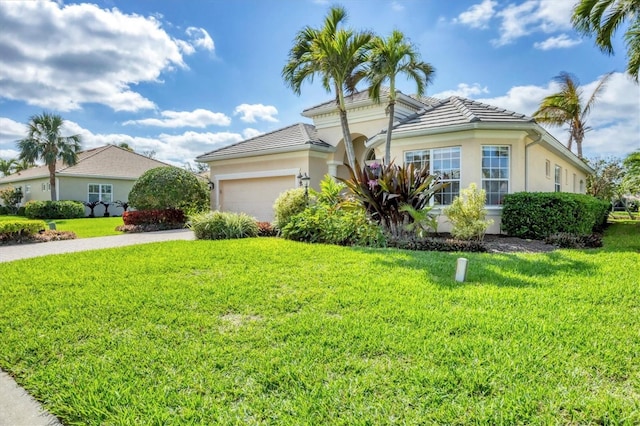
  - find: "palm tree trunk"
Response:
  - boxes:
[336,87,357,169]
[384,101,395,165]
[48,163,57,201]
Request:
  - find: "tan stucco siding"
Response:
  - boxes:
[526,144,588,193]
[58,176,135,216]
[0,178,52,204]
[205,150,331,221]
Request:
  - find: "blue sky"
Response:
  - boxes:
[0,0,638,167]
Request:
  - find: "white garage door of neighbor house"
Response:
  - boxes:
[219,176,295,222]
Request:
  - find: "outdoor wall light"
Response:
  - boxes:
[297,172,310,202]
[207,180,215,190]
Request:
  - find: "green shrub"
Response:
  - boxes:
[257,222,277,237]
[0,205,9,215]
[190,211,259,240]
[386,235,487,252]
[282,205,385,247]
[339,161,446,237]
[273,187,308,230]
[443,183,493,241]
[24,200,85,219]
[129,167,209,213]
[0,219,47,243]
[502,192,611,239]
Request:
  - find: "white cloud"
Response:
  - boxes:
[186,27,214,51]
[454,0,497,29]
[534,34,582,50]
[492,0,574,47]
[242,128,264,139]
[124,109,231,128]
[391,1,405,12]
[0,1,207,112]
[433,83,489,98]
[475,72,640,158]
[233,104,279,123]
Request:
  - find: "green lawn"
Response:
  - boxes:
[0,224,639,424]
[0,215,124,238]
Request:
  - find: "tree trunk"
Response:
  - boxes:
[336,86,356,170]
[385,100,395,165]
[48,163,57,201]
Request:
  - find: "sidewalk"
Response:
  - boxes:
[0,229,196,424]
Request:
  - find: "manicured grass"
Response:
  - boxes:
[52,216,124,238]
[0,215,124,238]
[0,224,639,424]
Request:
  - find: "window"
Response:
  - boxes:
[565,169,568,185]
[482,146,510,205]
[545,160,551,178]
[573,173,577,193]
[25,185,31,194]
[405,147,461,205]
[88,184,112,203]
[41,182,50,192]
[554,165,562,192]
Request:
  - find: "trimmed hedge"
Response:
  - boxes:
[122,209,186,227]
[0,219,47,243]
[24,200,85,219]
[501,192,610,239]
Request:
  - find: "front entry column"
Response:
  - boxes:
[326,161,343,179]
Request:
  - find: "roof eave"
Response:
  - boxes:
[197,143,335,162]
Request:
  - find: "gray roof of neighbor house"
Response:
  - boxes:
[0,145,173,184]
[390,96,534,135]
[197,123,332,161]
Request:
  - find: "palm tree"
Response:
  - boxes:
[572,0,640,82]
[0,158,17,177]
[365,30,435,164]
[17,112,82,200]
[533,72,612,158]
[282,6,373,170]
[14,158,35,172]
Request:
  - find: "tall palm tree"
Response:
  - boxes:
[282,6,373,170]
[533,71,612,158]
[17,112,82,200]
[0,158,17,177]
[572,0,640,82]
[14,158,35,172]
[365,30,435,164]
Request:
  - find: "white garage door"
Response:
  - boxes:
[219,176,295,222]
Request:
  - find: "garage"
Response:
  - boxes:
[218,175,296,222]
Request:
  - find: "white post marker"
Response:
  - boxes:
[455,257,468,282]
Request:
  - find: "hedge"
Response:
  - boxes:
[24,200,85,219]
[501,192,610,239]
[0,219,47,242]
[122,209,186,227]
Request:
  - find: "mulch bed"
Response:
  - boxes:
[0,230,77,246]
[482,234,557,253]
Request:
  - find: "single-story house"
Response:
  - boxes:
[196,89,593,233]
[0,144,174,216]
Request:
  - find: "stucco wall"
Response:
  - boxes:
[59,176,135,216]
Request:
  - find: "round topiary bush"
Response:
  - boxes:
[129,167,209,213]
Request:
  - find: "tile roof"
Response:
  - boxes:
[0,145,173,183]
[302,87,435,117]
[197,123,332,160]
[390,96,534,135]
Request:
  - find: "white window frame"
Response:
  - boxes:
[481,145,510,206]
[554,165,562,192]
[88,183,113,203]
[25,185,31,194]
[404,146,461,206]
[41,182,51,192]
[545,160,551,178]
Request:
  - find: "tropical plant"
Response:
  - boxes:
[339,161,446,237]
[398,204,438,237]
[282,6,373,170]
[83,201,101,218]
[533,71,612,158]
[17,112,82,201]
[0,158,17,177]
[0,186,23,214]
[443,183,493,241]
[189,211,259,240]
[14,158,35,172]
[100,201,112,217]
[115,200,130,212]
[572,0,640,81]
[128,167,209,213]
[365,30,435,164]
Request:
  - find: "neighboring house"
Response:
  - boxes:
[196,90,593,233]
[0,145,173,216]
